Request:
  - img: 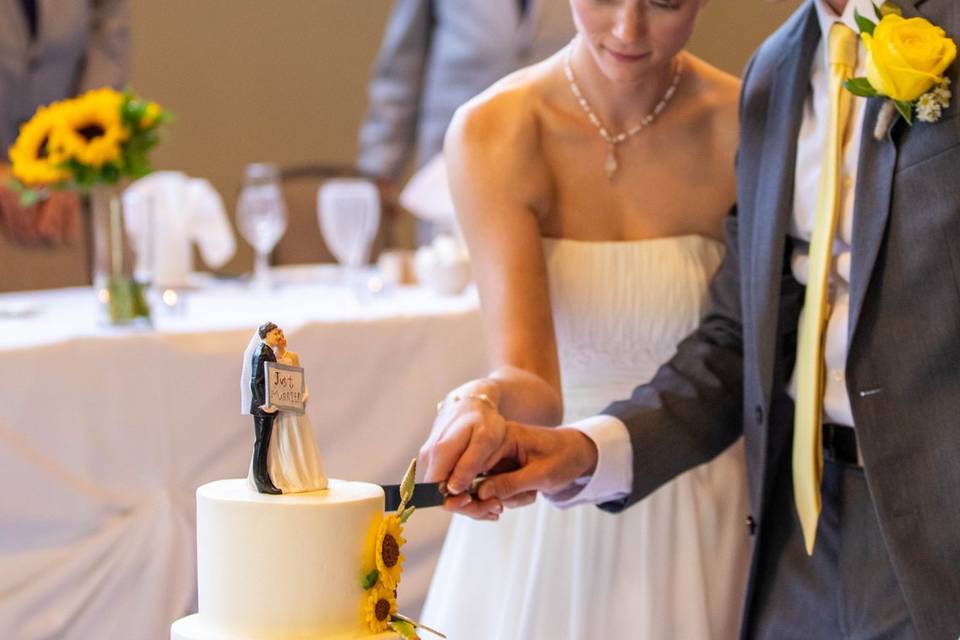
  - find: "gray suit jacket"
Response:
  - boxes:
[356,0,573,179]
[602,1,960,637]
[0,0,129,151]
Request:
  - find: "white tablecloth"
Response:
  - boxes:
[0,266,486,640]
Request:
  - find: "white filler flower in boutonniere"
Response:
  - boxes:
[844,1,957,139]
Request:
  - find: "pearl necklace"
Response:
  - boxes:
[563,42,683,180]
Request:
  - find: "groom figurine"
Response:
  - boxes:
[423,0,960,636]
[250,322,282,495]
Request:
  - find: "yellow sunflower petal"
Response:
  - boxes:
[8,103,70,186]
[50,88,129,168]
[374,514,406,590]
[363,582,397,634]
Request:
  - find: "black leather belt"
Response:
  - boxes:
[823,423,862,467]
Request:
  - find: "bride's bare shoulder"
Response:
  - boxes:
[445,55,559,163]
[684,54,740,110]
[681,54,741,148]
[444,56,558,209]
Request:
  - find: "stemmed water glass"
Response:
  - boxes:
[317,179,381,292]
[236,163,288,290]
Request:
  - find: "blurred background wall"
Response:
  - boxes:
[129,0,802,273]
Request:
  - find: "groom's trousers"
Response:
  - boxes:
[746,442,915,639]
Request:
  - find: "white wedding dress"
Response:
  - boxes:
[421,236,751,639]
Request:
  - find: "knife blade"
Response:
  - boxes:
[381,476,487,512]
[381,482,446,512]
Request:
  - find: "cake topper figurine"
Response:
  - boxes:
[241,322,328,494]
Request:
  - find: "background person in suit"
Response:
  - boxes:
[356,0,574,241]
[422,0,960,637]
[0,0,128,248]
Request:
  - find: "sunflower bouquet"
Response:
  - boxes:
[8,87,169,202]
[6,87,170,325]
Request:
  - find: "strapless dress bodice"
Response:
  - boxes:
[542,235,725,420]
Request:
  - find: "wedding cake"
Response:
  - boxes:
[170,479,401,640]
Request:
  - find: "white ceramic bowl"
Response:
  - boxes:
[414,254,471,295]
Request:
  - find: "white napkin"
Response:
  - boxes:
[123,171,236,287]
[398,153,462,239]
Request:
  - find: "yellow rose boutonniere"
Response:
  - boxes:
[845,2,957,139]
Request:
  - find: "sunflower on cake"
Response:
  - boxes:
[170,325,443,640]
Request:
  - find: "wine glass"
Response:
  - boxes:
[236,163,288,289]
[317,179,381,290]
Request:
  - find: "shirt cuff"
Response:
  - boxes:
[547,415,633,508]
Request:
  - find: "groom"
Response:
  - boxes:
[423,0,960,637]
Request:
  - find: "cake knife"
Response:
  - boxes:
[381,476,486,512]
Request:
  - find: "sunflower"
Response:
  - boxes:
[363,582,397,634]
[374,514,405,590]
[8,103,69,186]
[50,88,129,168]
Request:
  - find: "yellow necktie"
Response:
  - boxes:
[793,22,858,556]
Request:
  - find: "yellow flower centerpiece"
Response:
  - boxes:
[845,2,957,138]
[6,87,171,324]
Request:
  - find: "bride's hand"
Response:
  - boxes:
[420,380,507,511]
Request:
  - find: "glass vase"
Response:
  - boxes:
[90,184,151,326]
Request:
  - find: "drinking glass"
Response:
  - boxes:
[236,163,288,289]
[317,179,381,290]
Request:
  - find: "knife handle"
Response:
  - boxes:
[438,475,487,498]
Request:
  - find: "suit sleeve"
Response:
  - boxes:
[78,0,130,92]
[356,0,433,180]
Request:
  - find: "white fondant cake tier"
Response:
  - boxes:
[170,614,398,640]
[170,479,398,640]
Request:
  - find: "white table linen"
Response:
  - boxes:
[0,266,485,640]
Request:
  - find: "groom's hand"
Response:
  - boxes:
[438,422,598,520]
[477,423,598,502]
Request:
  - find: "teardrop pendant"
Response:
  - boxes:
[604,145,618,180]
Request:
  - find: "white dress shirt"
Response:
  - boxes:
[552,0,873,508]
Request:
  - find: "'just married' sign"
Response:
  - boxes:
[264,362,305,416]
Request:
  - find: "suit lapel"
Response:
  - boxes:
[750,5,820,405]
[847,0,925,342]
[846,101,898,342]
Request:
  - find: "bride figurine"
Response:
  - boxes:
[241,322,328,494]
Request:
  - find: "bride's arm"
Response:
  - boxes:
[421,79,560,502]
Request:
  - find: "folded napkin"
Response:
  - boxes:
[123,171,236,287]
[399,153,461,239]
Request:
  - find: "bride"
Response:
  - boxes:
[420,1,749,638]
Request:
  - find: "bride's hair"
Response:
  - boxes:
[258,322,278,339]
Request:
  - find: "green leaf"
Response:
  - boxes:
[894,99,914,125]
[879,1,903,17]
[399,506,415,524]
[389,620,419,639]
[844,77,878,97]
[397,458,417,513]
[361,569,379,590]
[854,9,877,36]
